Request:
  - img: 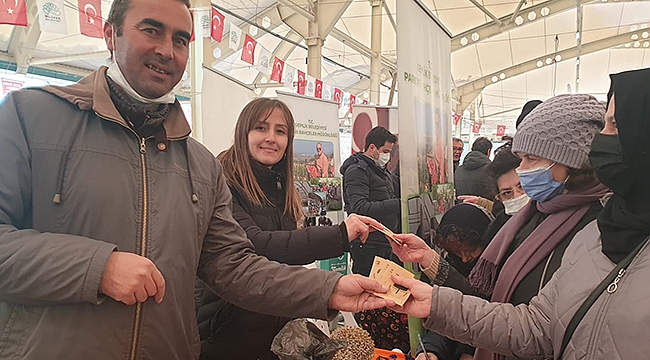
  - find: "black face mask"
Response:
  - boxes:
[589,133,633,195]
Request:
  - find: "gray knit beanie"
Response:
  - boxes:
[512,94,605,169]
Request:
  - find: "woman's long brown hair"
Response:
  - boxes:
[218,98,303,222]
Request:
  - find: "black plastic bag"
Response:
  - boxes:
[271,319,347,360]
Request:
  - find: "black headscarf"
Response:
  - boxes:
[596,68,650,263]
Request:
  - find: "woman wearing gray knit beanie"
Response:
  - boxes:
[387,93,611,360]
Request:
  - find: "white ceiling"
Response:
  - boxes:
[3,0,650,128]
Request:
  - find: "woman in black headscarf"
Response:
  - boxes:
[385,67,650,360]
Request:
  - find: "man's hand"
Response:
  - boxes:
[388,275,433,318]
[344,213,382,243]
[99,252,166,305]
[416,353,439,360]
[328,274,395,312]
[390,233,437,268]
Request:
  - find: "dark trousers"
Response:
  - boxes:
[349,242,398,277]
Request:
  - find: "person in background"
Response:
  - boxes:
[452,137,464,173]
[340,126,408,354]
[341,126,400,277]
[454,137,494,200]
[196,98,385,360]
[388,67,650,360]
[315,142,331,177]
[389,93,609,360]
[0,1,393,358]
[415,203,493,360]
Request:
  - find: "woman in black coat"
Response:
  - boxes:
[196,98,381,360]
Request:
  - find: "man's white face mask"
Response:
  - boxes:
[106,25,178,104]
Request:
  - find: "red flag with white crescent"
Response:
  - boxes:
[452,113,462,126]
[349,94,356,113]
[240,34,256,65]
[270,57,284,83]
[296,70,306,95]
[0,0,27,26]
[333,88,342,107]
[315,79,323,99]
[496,125,506,137]
[211,7,225,42]
[78,0,103,38]
[472,122,482,134]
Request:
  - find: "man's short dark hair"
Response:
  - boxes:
[107,0,192,36]
[452,137,463,144]
[364,126,397,151]
[471,137,492,155]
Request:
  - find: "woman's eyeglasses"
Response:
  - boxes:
[496,183,523,201]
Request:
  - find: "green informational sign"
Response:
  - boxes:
[319,253,348,275]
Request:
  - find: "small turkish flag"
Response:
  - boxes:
[452,113,462,126]
[472,122,482,134]
[296,70,306,95]
[240,34,256,65]
[362,99,369,105]
[270,57,284,83]
[349,94,356,113]
[315,79,323,98]
[333,88,342,103]
[211,7,225,42]
[78,0,103,38]
[496,125,506,137]
[0,0,28,26]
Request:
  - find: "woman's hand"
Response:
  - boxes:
[388,275,433,318]
[343,214,383,243]
[389,233,437,269]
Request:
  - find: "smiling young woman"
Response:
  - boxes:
[196,98,386,360]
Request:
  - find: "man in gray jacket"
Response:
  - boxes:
[0,0,391,359]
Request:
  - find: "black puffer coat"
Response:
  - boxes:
[197,161,349,360]
[340,152,400,247]
[454,150,494,199]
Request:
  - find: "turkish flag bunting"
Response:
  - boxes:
[0,0,27,26]
[333,88,342,107]
[362,99,369,105]
[349,94,356,113]
[270,57,284,83]
[472,122,482,134]
[296,70,306,95]
[240,34,257,65]
[78,0,103,38]
[211,7,225,42]
[452,113,462,126]
[315,79,323,98]
[496,125,507,137]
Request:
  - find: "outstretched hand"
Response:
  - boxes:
[388,274,433,318]
[328,274,396,312]
[344,213,383,243]
[389,233,437,268]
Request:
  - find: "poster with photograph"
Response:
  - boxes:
[398,0,453,244]
[398,0,453,352]
[277,92,342,223]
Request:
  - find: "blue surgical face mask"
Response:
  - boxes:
[516,163,565,203]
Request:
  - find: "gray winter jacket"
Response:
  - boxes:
[424,220,650,360]
[0,67,341,360]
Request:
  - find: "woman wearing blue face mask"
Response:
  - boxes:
[462,94,610,360]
